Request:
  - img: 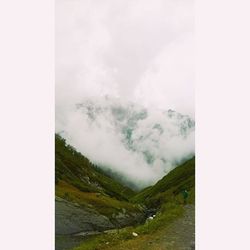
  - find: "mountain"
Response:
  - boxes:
[131,157,195,207]
[56,134,135,200]
[57,96,195,189]
[69,156,195,250]
[55,134,145,237]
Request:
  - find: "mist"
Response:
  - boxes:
[56,0,194,189]
[56,97,194,189]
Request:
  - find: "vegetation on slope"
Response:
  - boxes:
[55,134,144,221]
[73,202,183,250]
[131,157,195,207]
[56,181,141,217]
[72,157,195,250]
[55,134,135,201]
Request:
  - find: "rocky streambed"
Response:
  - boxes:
[55,197,146,250]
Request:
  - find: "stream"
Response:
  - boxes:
[55,208,157,250]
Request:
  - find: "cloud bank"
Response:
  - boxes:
[56,0,194,189]
[57,97,195,189]
[56,0,194,116]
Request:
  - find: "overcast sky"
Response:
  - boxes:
[56,0,194,118]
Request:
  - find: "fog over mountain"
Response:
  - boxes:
[56,0,194,189]
[56,97,194,189]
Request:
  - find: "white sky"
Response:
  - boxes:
[56,0,194,118]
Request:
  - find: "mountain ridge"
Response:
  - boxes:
[55,133,136,200]
[57,96,195,189]
[55,133,147,249]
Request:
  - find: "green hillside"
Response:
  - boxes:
[55,134,135,201]
[55,134,148,250]
[131,157,195,207]
[72,157,195,250]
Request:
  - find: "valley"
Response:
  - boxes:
[55,134,195,250]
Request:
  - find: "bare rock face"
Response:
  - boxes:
[55,197,115,235]
[55,197,145,235]
[111,210,145,228]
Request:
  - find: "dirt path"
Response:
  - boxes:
[57,205,195,250]
[102,204,195,250]
[145,204,195,250]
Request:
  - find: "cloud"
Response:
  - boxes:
[56,0,194,114]
[57,97,195,189]
[56,0,195,189]
[134,33,194,117]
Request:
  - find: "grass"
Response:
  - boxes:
[55,134,136,201]
[56,180,142,217]
[71,157,195,250]
[72,201,184,250]
[55,134,195,250]
[130,157,195,207]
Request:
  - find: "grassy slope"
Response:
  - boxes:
[56,134,135,200]
[131,157,195,206]
[55,134,142,217]
[73,157,195,250]
[73,202,184,250]
[56,181,142,217]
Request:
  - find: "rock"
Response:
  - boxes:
[55,199,115,235]
[56,198,145,235]
[132,232,138,237]
[112,212,145,228]
[115,212,127,220]
[74,231,100,237]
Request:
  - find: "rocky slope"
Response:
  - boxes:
[55,196,114,235]
[55,134,145,237]
[70,157,195,250]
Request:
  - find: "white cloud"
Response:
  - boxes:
[57,97,195,189]
[56,0,195,188]
[134,33,194,117]
[56,0,194,112]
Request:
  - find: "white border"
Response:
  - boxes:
[0,0,54,249]
[0,0,250,249]
[196,0,250,249]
